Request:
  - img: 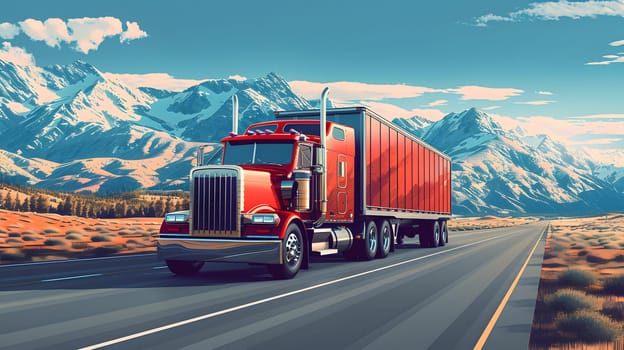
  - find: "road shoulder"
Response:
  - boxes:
[483,225,548,349]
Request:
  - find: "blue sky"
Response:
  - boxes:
[1,0,623,157]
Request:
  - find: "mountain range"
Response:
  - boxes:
[0,58,622,215]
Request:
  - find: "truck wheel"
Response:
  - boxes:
[419,221,440,248]
[439,220,448,246]
[269,224,303,279]
[166,260,204,276]
[376,220,391,258]
[430,221,440,248]
[361,220,378,261]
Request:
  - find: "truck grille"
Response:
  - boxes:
[191,167,241,237]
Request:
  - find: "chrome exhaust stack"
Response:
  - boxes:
[314,87,329,227]
[232,94,239,134]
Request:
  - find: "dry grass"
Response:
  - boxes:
[555,310,622,343]
[0,209,161,263]
[557,269,598,289]
[448,216,540,231]
[545,289,601,313]
[530,214,624,349]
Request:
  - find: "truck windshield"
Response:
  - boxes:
[223,141,294,165]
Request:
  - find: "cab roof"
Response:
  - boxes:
[221,119,337,144]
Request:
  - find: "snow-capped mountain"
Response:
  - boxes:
[392,115,432,138]
[0,57,622,214]
[414,108,624,215]
[593,164,624,193]
[0,58,310,193]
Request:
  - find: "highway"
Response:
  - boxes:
[0,223,547,350]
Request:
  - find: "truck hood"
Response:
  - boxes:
[241,168,282,214]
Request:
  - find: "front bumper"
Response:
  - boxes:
[157,235,282,264]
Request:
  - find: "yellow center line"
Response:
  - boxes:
[473,223,549,350]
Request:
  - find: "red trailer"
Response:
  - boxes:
[158,92,451,279]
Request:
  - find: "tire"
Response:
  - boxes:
[430,221,440,248]
[269,224,303,279]
[361,220,378,261]
[166,260,204,276]
[376,220,391,258]
[439,220,448,246]
[419,221,440,248]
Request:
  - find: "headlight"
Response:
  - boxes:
[165,213,188,223]
[244,213,280,225]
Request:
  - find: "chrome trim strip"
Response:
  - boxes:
[157,238,282,264]
[363,209,452,220]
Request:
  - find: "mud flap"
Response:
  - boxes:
[302,229,312,269]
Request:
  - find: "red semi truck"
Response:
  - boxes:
[158,89,452,279]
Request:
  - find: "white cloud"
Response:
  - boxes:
[12,17,147,54]
[572,113,624,119]
[475,0,624,26]
[19,18,71,47]
[289,80,442,101]
[120,21,147,42]
[363,101,447,121]
[537,90,554,95]
[514,100,556,105]
[427,99,448,107]
[610,39,624,46]
[0,22,20,39]
[0,41,35,66]
[290,80,526,104]
[475,14,514,27]
[67,17,123,53]
[451,85,524,101]
[493,113,624,150]
[575,138,623,145]
[481,106,502,111]
[588,39,624,65]
[103,72,204,91]
[586,53,624,65]
[228,74,248,81]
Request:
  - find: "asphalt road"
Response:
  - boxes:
[0,223,547,350]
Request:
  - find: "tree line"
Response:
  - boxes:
[0,184,189,218]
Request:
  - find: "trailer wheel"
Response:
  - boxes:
[419,221,440,248]
[166,260,204,276]
[362,220,378,260]
[376,220,391,258]
[439,220,448,246]
[430,221,440,248]
[269,224,303,279]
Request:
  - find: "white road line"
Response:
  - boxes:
[152,266,168,270]
[79,231,521,350]
[0,253,156,268]
[41,274,103,283]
